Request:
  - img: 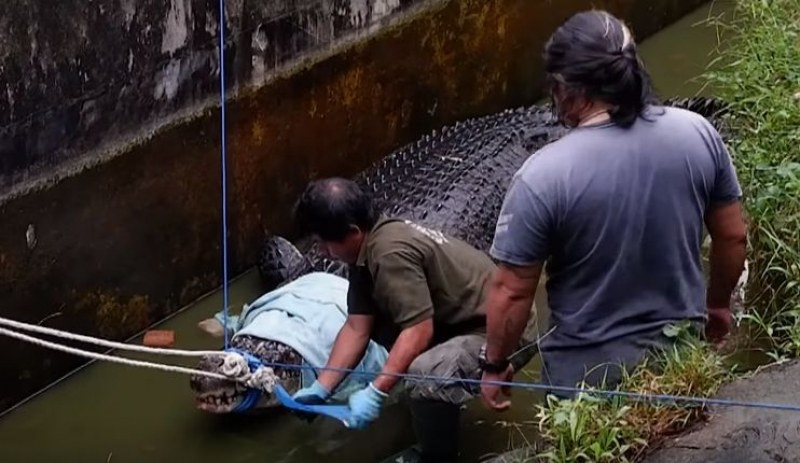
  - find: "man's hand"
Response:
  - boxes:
[344,383,388,429]
[480,365,515,411]
[706,306,733,348]
[291,380,331,423]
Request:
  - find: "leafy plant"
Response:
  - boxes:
[533,323,728,462]
[620,324,731,449]
[535,393,646,463]
[702,0,800,356]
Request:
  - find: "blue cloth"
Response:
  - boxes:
[490,106,742,389]
[214,272,389,401]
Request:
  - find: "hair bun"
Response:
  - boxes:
[621,43,637,60]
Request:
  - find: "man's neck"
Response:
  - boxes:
[355,233,370,267]
[576,102,612,127]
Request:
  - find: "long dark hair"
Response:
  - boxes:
[543,10,658,128]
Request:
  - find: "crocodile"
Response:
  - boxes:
[189,97,730,414]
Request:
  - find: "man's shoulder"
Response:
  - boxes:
[509,144,567,203]
[368,218,413,245]
[654,104,706,120]
[366,218,475,269]
[648,105,717,134]
[365,218,425,260]
[516,129,589,177]
[370,218,449,245]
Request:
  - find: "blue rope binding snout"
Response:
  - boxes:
[224,347,264,413]
[273,385,354,427]
[223,347,353,424]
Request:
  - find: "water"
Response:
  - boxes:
[0,1,736,461]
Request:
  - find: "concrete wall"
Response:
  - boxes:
[0,0,708,413]
[0,0,427,200]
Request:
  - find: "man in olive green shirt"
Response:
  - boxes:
[290,177,535,462]
[348,215,492,349]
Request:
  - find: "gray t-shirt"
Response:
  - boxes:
[490,106,742,390]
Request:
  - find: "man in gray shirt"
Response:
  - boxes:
[479,11,747,408]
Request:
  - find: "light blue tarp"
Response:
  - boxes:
[214,272,389,401]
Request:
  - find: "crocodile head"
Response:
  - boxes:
[189,335,303,413]
[190,235,310,414]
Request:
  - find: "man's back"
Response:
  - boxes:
[349,217,496,347]
[491,105,742,352]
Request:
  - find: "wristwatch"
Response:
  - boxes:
[479,343,510,374]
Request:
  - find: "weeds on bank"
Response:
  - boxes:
[535,394,644,463]
[533,323,730,463]
[703,0,800,360]
[618,323,732,449]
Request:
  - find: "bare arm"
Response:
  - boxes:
[485,262,542,364]
[705,201,747,308]
[372,318,433,393]
[317,314,374,392]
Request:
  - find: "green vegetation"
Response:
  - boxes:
[535,394,644,463]
[704,0,800,360]
[534,323,729,463]
[503,1,800,461]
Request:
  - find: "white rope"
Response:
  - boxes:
[0,326,278,391]
[0,326,229,379]
[0,315,225,357]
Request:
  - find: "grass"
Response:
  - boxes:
[500,2,800,460]
[615,324,732,451]
[532,322,730,463]
[702,0,800,360]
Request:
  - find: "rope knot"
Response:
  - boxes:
[246,367,278,392]
[221,349,279,393]
[221,352,250,378]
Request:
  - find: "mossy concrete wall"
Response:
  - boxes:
[0,0,708,413]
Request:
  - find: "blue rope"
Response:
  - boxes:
[236,358,800,413]
[218,0,230,349]
[224,347,264,412]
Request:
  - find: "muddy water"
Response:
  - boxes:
[0,1,735,461]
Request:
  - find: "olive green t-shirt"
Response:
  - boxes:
[347,217,496,348]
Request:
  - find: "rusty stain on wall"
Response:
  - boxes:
[0,0,708,412]
[73,291,152,340]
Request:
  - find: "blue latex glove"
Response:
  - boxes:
[345,383,388,429]
[291,380,331,423]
